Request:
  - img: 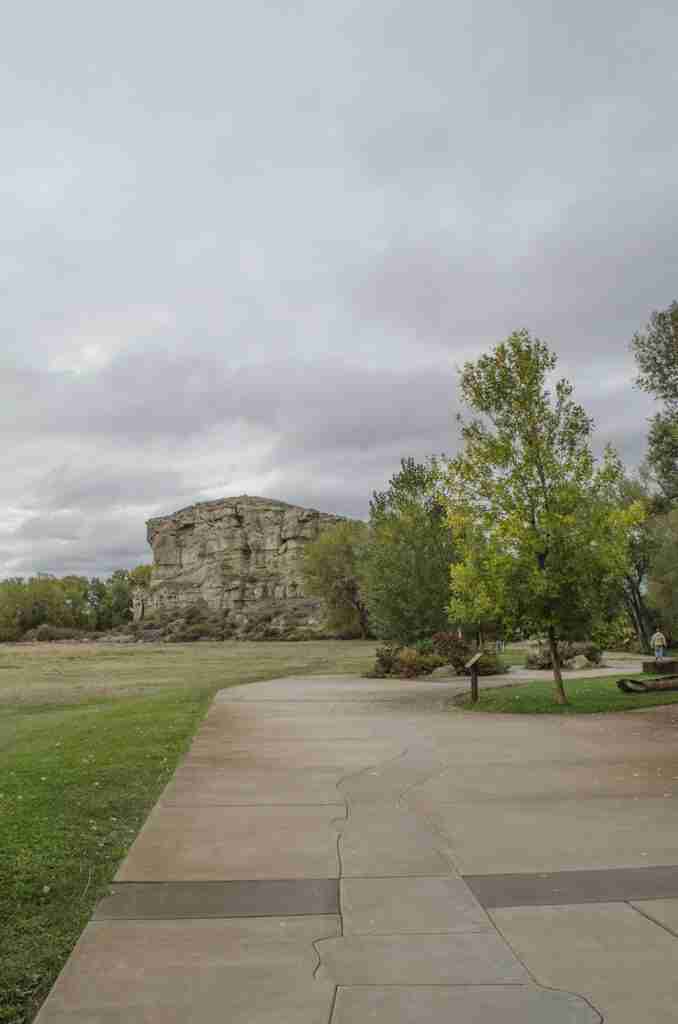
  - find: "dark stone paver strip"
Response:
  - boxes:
[465,864,678,908]
[94,878,339,919]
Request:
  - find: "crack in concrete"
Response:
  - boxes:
[627,899,678,940]
[485,904,605,1022]
[315,740,607,1021]
[395,752,467,876]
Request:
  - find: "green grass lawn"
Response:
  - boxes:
[456,674,678,714]
[0,640,376,1024]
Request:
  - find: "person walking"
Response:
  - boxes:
[650,627,667,661]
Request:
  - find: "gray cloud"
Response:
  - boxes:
[1,0,674,577]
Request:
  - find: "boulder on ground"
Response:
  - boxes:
[430,665,458,679]
[569,655,590,670]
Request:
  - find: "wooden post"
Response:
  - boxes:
[465,652,483,704]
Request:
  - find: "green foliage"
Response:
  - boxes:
[302,520,370,637]
[0,565,153,640]
[612,474,657,652]
[589,613,638,651]
[445,330,643,703]
[632,300,678,404]
[361,457,458,643]
[632,300,678,500]
[646,506,678,644]
[129,564,153,589]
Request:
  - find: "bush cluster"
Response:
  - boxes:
[430,632,472,671]
[369,642,446,679]
[525,640,602,669]
[22,624,88,642]
[368,631,511,679]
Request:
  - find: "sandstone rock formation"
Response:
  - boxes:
[140,496,345,638]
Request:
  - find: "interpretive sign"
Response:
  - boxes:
[465,652,483,704]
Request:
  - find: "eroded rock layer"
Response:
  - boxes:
[143,496,344,636]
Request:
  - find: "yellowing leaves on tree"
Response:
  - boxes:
[445,330,643,705]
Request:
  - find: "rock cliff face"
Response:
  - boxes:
[142,496,344,637]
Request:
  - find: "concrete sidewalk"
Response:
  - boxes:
[36,670,678,1022]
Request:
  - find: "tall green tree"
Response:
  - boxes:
[302,520,370,637]
[632,300,678,501]
[614,475,657,653]
[446,331,642,704]
[646,507,678,643]
[361,457,458,643]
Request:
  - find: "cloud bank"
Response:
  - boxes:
[1,0,671,576]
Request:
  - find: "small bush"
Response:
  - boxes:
[183,602,210,625]
[374,643,400,676]
[413,637,435,655]
[526,641,571,669]
[431,632,472,671]
[368,643,446,679]
[525,640,601,669]
[168,620,222,642]
[23,624,85,642]
[473,652,509,676]
[396,646,421,678]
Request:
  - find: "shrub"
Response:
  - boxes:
[23,624,85,642]
[396,646,421,678]
[418,653,447,673]
[526,641,569,669]
[525,640,601,669]
[413,637,435,655]
[168,620,222,642]
[431,632,472,671]
[373,643,400,676]
[473,652,509,676]
[368,643,446,679]
[183,602,210,625]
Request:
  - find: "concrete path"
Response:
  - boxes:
[35,668,678,1023]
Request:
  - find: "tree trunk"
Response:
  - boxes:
[624,580,652,654]
[547,626,568,704]
[356,601,370,639]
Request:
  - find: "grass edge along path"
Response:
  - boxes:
[0,688,211,1024]
[0,640,376,1024]
[455,674,678,714]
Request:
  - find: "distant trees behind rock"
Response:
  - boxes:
[0,566,152,641]
[302,457,457,645]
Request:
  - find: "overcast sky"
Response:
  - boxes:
[2,0,675,578]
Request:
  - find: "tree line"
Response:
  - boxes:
[303,305,678,704]
[0,566,152,641]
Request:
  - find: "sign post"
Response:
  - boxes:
[465,652,483,704]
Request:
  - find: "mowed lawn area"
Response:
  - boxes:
[456,673,678,714]
[0,640,377,1024]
